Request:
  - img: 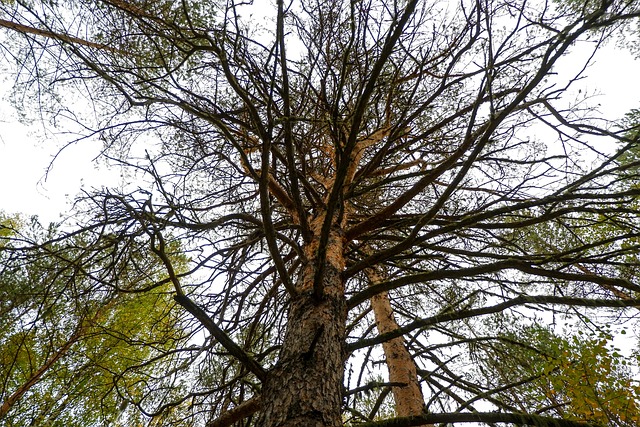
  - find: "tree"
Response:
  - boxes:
[1,0,640,426]
[478,320,640,426]
[0,214,187,426]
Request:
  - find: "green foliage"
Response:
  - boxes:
[479,321,640,426]
[554,0,640,58]
[0,215,186,427]
[483,107,640,425]
[618,109,640,177]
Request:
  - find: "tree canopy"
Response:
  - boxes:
[1,0,640,426]
[0,214,188,426]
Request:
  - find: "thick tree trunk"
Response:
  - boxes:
[258,227,347,427]
[367,267,429,424]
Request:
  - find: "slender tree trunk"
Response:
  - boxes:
[366,266,430,425]
[0,329,80,419]
[258,226,347,427]
[0,297,117,419]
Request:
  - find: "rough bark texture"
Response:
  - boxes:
[367,267,428,423]
[258,227,347,427]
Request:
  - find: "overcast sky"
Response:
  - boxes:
[1,40,639,224]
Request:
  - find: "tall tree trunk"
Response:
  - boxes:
[258,226,347,427]
[367,266,430,424]
[0,330,80,419]
[0,297,117,419]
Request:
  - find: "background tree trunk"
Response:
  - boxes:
[367,267,429,424]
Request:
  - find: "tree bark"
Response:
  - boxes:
[367,267,430,425]
[207,396,261,427]
[258,227,347,427]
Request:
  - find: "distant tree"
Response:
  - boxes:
[1,1,640,426]
[0,214,187,426]
[478,320,640,426]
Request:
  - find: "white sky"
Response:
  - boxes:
[0,39,639,224]
[0,94,118,223]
